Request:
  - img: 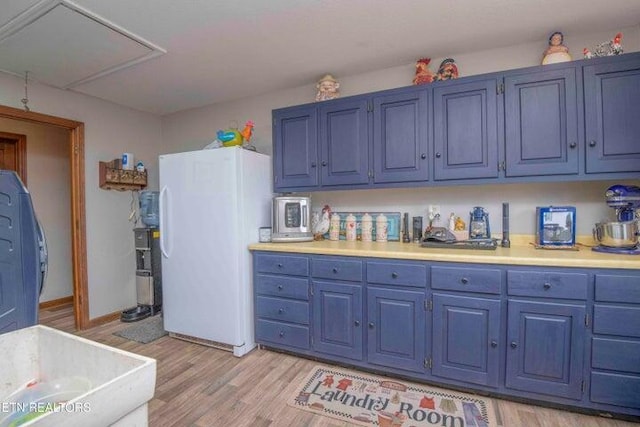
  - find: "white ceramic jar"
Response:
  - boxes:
[345,213,357,241]
[361,213,373,242]
[376,213,388,242]
[329,213,340,241]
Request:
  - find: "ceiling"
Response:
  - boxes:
[1,0,639,116]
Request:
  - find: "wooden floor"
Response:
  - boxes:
[39,304,638,427]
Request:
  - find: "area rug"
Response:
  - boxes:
[113,314,167,344]
[288,365,500,427]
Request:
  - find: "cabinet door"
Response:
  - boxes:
[272,105,318,190]
[433,78,499,180]
[367,286,426,373]
[432,294,501,387]
[584,57,640,173]
[504,67,578,176]
[319,98,370,186]
[506,300,585,400]
[373,89,429,183]
[312,281,363,360]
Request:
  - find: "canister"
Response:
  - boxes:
[345,213,357,241]
[361,213,373,242]
[376,213,388,242]
[329,213,340,241]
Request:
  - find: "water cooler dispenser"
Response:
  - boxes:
[121,191,162,322]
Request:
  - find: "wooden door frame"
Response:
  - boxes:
[0,131,27,184]
[0,105,89,330]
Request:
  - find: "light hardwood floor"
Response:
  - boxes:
[39,304,638,427]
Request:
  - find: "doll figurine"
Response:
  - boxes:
[542,31,572,65]
[315,74,340,101]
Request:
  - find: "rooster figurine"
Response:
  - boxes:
[413,58,435,85]
[311,205,331,240]
[240,120,254,143]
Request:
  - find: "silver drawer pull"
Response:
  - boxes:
[277,263,283,268]
[368,322,375,329]
[332,267,338,273]
[510,341,518,349]
[460,277,469,285]
[279,331,285,337]
[278,308,284,314]
[354,320,360,327]
[391,272,398,279]
[543,283,551,290]
[491,340,498,348]
[277,285,283,290]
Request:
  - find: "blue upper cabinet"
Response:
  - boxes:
[373,88,429,183]
[584,56,640,173]
[504,67,579,177]
[273,105,318,191]
[433,78,499,180]
[319,97,370,186]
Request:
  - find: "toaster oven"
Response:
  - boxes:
[271,196,314,242]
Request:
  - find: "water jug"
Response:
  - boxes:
[139,190,159,227]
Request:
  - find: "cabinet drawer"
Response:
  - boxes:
[507,270,587,300]
[256,296,309,325]
[595,274,640,303]
[255,319,309,350]
[593,305,640,338]
[367,261,427,287]
[312,257,363,282]
[255,274,309,300]
[591,372,640,409]
[592,337,640,374]
[431,266,501,294]
[255,253,309,276]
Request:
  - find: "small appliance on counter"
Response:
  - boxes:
[592,184,640,255]
[271,196,314,242]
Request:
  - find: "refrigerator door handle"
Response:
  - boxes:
[159,185,171,258]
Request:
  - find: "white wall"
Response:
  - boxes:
[0,74,163,319]
[0,119,72,302]
[162,25,640,237]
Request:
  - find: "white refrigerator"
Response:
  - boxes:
[158,147,272,357]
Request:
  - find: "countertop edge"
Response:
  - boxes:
[248,242,640,270]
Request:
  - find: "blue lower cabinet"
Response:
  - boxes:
[367,286,426,373]
[432,293,501,387]
[506,299,585,400]
[311,281,364,360]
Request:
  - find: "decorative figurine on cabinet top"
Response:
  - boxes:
[433,58,459,81]
[315,74,340,102]
[542,31,572,65]
[583,32,623,58]
[413,57,435,85]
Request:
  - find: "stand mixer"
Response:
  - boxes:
[592,184,640,255]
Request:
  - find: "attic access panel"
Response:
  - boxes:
[0,0,165,89]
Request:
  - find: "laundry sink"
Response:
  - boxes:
[0,325,156,426]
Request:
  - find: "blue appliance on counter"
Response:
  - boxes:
[0,170,47,334]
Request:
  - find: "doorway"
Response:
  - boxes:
[0,105,89,330]
[0,131,27,182]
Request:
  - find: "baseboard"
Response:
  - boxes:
[39,295,73,309]
[87,311,121,328]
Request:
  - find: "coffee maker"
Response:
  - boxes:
[592,185,640,255]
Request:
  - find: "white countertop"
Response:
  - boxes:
[249,236,640,270]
